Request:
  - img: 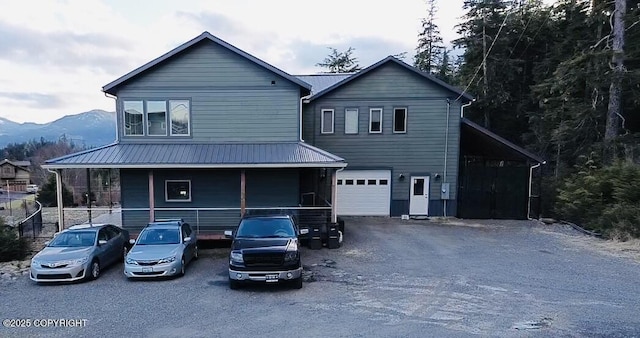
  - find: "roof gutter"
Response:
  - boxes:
[300,94,312,141]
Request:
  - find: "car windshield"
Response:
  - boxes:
[48,231,96,247]
[236,218,295,238]
[136,228,180,245]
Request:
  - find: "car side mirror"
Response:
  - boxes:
[129,239,135,245]
[224,230,233,238]
[299,228,309,235]
[44,241,50,246]
[183,237,191,243]
[98,240,108,245]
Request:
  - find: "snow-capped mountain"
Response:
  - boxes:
[0,110,116,147]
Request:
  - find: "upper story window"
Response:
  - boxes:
[393,107,407,133]
[170,100,190,136]
[369,108,383,134]
[124,101,144,136]
[122,99,190,137]
[345,108,358,134]
[321,109,334,134]
[147,101,167,136]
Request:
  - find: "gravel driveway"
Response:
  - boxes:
[1,217,639,337]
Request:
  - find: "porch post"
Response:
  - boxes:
[86,168,92,223]
[240,169,246,217]
[148,170,155,222]
[55,169,64,232]
[331,169,338,223]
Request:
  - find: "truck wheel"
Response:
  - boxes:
[292,276,303,289]
[229,278,240,290]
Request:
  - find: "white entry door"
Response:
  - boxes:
[409,176,429,215]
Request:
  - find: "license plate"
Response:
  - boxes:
[265,274,279,282]
[142,268,152,273]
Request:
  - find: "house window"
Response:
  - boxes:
[369,108,383,133]
[147,101,167,136]
[165,180,191,202]
[321,109,334,134]
[356,179,365,185]
[123,101,144,136]
[379,179,388,185]
[170,100,190,136]
[345,179,354,185]
[123,99,190,137]
[345,108,358,134]
[393,108,407,133]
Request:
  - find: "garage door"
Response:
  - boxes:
[336,170,391,216]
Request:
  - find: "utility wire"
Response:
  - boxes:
[508,9,535,58]
[456,9,512,101]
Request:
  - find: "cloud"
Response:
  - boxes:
[175,11,244,37]
[0,92,64,109]
[0,21,134,74]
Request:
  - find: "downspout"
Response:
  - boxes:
[527,161,546,220]
[47,168,64,232]
[460,99,475,118]
[443,99,451,217]
[299,94,312,142]
[104,92,118,142]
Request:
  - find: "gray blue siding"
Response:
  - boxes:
[304,62,461,216]
[120,168,300,232]
[114,41,301,143]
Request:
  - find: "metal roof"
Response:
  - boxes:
[43,142,346,169]
[461,118,544,163]
[295,74,354,95]
[307,56,474,102]
[102,32,311,95]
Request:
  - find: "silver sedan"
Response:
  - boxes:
[30,224,129,283]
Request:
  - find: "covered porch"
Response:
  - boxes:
[43,142,347,238]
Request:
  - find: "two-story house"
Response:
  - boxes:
[44,32,543,235]
[0,159,31,192]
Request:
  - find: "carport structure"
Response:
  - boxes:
[458,118,545,219]
[43,142,347,238]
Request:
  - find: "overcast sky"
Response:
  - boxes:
[0,0,545,124]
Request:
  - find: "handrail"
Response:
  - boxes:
[18,200,42,225]
[62,206,332,212]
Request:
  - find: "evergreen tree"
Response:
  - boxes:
[316,47,361,73]
[414,0,445,73]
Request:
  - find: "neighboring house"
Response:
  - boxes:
[44,32,543,235]
[0,159,31,192]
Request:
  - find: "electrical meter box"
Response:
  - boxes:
[441,183,450,200]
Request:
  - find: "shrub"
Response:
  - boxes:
[0,219,29,262]
[37,174,74,207]
[556,159,640,239]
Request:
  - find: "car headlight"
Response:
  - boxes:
[31,259,42,267]
[284,240,298,262]
[71,257,89,265]
[158,256,176,264]
[284,251,298,262]
[125,257,138,265]
[230,251,243,263]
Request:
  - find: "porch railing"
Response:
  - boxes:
[60,206,332,234]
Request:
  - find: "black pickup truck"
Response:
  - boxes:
[224,215,308,289]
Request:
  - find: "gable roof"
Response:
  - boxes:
[307,56,474,102]
[461,118,544,163]
[43,142,346,169]
[0,159,30,170]
[102,32,312,95]
[295,74,354,95]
